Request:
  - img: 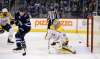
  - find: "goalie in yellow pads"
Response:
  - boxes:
[45,19,76,54]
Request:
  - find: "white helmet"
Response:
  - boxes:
[2,8,8,12]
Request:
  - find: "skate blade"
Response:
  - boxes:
[7,42,14,45]
[13,49,24,54]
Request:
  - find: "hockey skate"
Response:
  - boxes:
[13,47,22,51]
[13,42,27,56]
[13,43,22,51]
[13,43,23,54]
[7,38,14,44]
[13,47,24,55]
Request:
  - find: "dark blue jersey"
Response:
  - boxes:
[15,12,31,27]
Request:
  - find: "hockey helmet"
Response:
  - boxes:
[2,8,8,12]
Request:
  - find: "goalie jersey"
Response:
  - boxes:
[50,24,64,32]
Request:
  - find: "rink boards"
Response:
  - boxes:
[13,16,100,34]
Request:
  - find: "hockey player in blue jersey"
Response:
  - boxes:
[13,7,31,51]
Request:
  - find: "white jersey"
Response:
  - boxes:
[0,16,10,26]
[46,29,68,43]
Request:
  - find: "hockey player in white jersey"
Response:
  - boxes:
[0,8,14,43]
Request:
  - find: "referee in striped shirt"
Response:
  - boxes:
[47,7,59,29]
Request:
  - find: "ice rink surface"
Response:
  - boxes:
[0,32,100,59]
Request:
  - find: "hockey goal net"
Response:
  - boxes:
[87,16,100,53]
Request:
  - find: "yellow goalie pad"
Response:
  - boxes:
[0,25,2,30]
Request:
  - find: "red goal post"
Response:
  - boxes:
[87,16,94,53]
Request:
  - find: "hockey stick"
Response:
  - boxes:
[48,38,50,53]
[22,48,26,56]
[62,46,76,54]
[22,41,26,56]
[45,31,48,40]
